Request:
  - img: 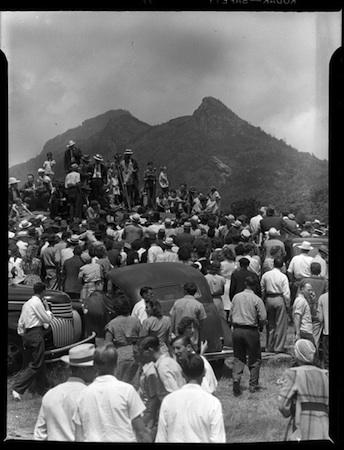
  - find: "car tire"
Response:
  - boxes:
[8,332,23,375]
[210,359,225,380]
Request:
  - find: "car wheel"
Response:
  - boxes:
[8,333,23,375]
[210,359,225,380]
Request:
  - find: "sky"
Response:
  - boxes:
[1,11,341,167]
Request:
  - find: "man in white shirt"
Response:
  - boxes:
[156,238,179,262]
[73,342,150,442]
[287,240,314,303]
[293,280,315,345]
[155,353,225,443]
[261,257,290,353]
[12,282,53,400]
[287,241,314,281]
[64,163,82,220]
[34,344,96,441]
[147,239,164,263]
[250,206,266,244]
[131,286,153,324]
[171,335,217,394]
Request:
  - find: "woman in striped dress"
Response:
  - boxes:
[278,339,329,441]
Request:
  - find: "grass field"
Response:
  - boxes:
[6,354,292,442]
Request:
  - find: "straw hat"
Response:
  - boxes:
[124,149,133,155]
[67,235,82,245]
[9,177,21,185]
[18,219,32,229]
[60,343,95,366]
[297,241,313,251]
[66,140,75,148]
[93,154,104,162]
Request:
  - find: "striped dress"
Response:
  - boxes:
[278,365,329,441]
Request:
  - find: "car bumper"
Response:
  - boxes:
[45,331,97,363]
[204,346,233,361]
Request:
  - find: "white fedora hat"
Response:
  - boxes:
[9,177,21,185]
[124,148,133,155]
[297,241,313,251]
[60,343,95,366]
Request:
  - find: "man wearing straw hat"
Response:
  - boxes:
[34,344,96,441]
[90,154,108,207]
[287,240,314,304]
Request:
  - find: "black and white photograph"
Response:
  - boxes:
[3,7,340,443]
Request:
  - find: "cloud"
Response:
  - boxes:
[2,10,341,166]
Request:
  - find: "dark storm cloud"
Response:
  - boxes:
[2,11,340,166]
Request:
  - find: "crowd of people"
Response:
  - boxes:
[9,139,329,442]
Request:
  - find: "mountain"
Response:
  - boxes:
[9,97,328,220]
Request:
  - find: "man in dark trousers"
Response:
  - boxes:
[62,245,85,299]
[89,154,108,208]
[229,257,261,300]
[12,282,54,400]
[229,276,267,395]
[64,140,82,173]
[143,161,157,208]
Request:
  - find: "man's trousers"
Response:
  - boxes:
[232,326,261,388]
[12,327,48,395]
[266,296,288,353]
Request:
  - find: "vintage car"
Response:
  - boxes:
[83,262,233,377]
[8,285,96,374]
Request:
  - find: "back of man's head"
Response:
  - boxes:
[245,275,257,290]
[139,335,160,353]
[310,261,321,276]
[184,282,198,296]
[179,353,204,380]
[239,257,250,269]
[273,257,284,269]
[33,282,46,295]
[94,342,118,375]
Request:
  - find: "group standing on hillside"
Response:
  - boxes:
[9,139,329,443]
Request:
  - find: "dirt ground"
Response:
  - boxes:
[5,352,293,443]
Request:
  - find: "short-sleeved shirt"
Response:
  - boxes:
[205,274,226,301]
[155,384,225,443]
[34,377,86,441]
[293,294,313,335]
[105,315,141,347]
[73,375,145,442]
[230,289,267,327]
[141,316,171,351]
[288,253,313,280]
[169,295,207,335]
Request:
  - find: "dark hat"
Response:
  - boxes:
[81,154,91,161]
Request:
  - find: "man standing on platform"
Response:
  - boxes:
[64,140,82,173]
[90,154,107,208]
